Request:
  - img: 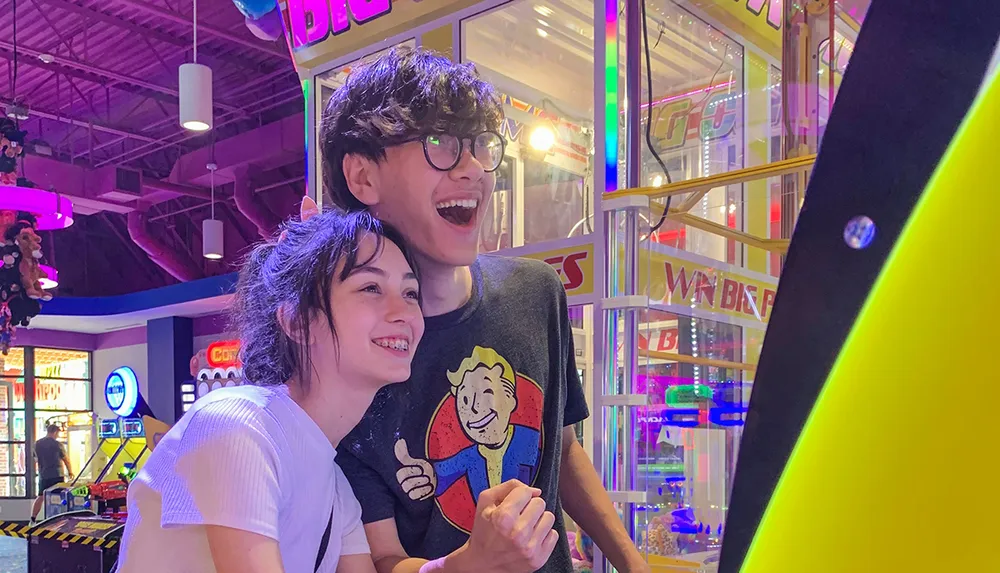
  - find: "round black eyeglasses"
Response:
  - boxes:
[408,131,506,173]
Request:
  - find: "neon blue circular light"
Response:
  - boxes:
[105,367,139,417]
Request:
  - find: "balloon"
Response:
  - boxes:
[232,0,277,21]
[245,10,283,42]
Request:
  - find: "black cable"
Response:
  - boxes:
[641,0,673,232]
[12,0,17,98]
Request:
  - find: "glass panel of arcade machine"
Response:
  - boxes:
[626,1,871,568]
[638,2,746,267]
[462,0,596,250]
[479,156,515,253]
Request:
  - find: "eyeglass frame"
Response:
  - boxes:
[399,131,507,173]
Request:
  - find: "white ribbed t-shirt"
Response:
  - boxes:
[117,385,370,573]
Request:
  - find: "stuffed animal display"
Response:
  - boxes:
[0,211,48,354]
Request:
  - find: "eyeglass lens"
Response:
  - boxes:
[425,133,504,172]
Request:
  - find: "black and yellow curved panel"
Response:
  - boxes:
[720,1,1000,571]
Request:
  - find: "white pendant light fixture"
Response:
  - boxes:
[179,0,213,131]
[203,162,223,259]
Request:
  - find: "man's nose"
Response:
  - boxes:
[448,145,485,181]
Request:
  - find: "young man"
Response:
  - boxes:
[32,424,73,521]
[323,49,647,573]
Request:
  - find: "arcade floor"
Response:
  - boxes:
[0,537,26,573]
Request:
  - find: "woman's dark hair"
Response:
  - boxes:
[231,208,417,393]
[320,47,504,212]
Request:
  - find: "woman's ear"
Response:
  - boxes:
[342,153,381,207]
[277,304,310,345]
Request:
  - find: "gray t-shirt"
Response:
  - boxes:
[35,436,65,480]
[337,255,589,572]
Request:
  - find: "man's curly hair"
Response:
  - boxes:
[320,47,504,212]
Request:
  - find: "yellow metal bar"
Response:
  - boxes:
[671,212,791,255]
[605,154,817,202]
[647,350,756,372]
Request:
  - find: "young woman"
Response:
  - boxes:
[117,198,424,573]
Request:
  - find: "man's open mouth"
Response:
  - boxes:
[466,410,497,430]
[436,199,478,227]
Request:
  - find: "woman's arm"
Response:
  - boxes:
[337,554,379,573]
[205,525,285,573]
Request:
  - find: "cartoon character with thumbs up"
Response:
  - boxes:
[395,438,438,501]
[395,346,543,513]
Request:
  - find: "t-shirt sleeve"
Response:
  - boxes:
[155,399,283,540]
[555,267,590,427]
[335,442,396,525]
[335,468,371,556]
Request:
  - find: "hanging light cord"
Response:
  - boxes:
[210,168,215,220]
[192,0,198,63]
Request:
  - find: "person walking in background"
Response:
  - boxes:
[31,424,73,522]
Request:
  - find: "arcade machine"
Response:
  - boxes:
[30,366,169,572]
[715,2,1000,572]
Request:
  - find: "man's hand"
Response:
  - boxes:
[395,439,437,501]
[460,479,559,573]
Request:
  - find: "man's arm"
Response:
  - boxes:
[364,518,471,573]
[60,447,72,478]
[364,480,558,573]
[559,427,648,573]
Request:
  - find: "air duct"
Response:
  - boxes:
[232,167,282,238]
[127,210,203,282]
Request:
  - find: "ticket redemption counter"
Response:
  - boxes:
[279,0,868,569]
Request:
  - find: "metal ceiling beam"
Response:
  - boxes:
[95,86,303,167]
[0,39,247,115]
[109,0,288,59]
[0,48,172,108]
[0,96,158,143]
[81,66,297,159]
[36,0,269,73]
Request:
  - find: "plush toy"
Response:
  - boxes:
[14,225,49,300]
[0,119,26,186]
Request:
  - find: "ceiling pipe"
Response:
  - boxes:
[143,178,212,201]
[233,167,282,238]
[127,209,204,282]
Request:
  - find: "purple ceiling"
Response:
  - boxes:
[1,0,306,298]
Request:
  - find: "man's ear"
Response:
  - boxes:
[342,153,381,207]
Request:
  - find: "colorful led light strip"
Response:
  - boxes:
[302,78,311,198]
[603,0,618,192]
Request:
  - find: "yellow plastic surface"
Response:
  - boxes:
[742,72,1000,572]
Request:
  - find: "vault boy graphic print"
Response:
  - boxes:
[394,346,545,533]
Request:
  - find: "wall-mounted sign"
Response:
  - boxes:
[206,340,241,369]
[105,366,139,418]
[520,243,595,299]
[287,0,393,51]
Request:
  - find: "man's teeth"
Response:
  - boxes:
[435,199,478,210]
[374,338,409,351]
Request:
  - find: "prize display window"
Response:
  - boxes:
[463,0,596,251]
[0,347,93,497]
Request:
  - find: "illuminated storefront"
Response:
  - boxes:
[282,0,871,568]
[0,347,94,498]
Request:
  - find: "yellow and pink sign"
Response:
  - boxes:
[640,245,779,328]
[517,239,778,329]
